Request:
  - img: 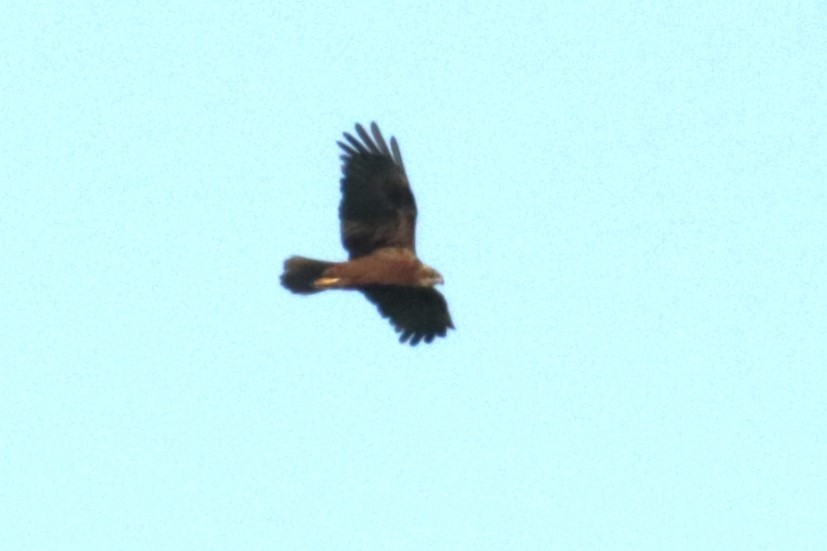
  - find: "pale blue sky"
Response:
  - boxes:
[2,1,826,549]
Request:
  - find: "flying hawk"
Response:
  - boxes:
[280,122,454,345]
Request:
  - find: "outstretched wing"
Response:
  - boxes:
[361,286,454,345]
[338,122,417,259]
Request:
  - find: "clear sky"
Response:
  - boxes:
[2,1,826,549]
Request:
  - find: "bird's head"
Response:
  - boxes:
[417,264,444,287]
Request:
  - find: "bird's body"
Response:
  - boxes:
[280,122,453,345]
[288,248,436,290]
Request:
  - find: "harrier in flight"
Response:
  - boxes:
[281,122,453,345]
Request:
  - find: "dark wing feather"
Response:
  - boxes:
[338,122,417,259]
[361,286,454,346]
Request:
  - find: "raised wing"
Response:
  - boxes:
[361,286,454,345]
[338,122,417,259]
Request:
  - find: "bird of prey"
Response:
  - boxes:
[280,122,454,345]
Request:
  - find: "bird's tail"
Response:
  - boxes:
[280,256,335,294]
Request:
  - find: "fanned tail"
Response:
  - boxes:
[280,256,335,294]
